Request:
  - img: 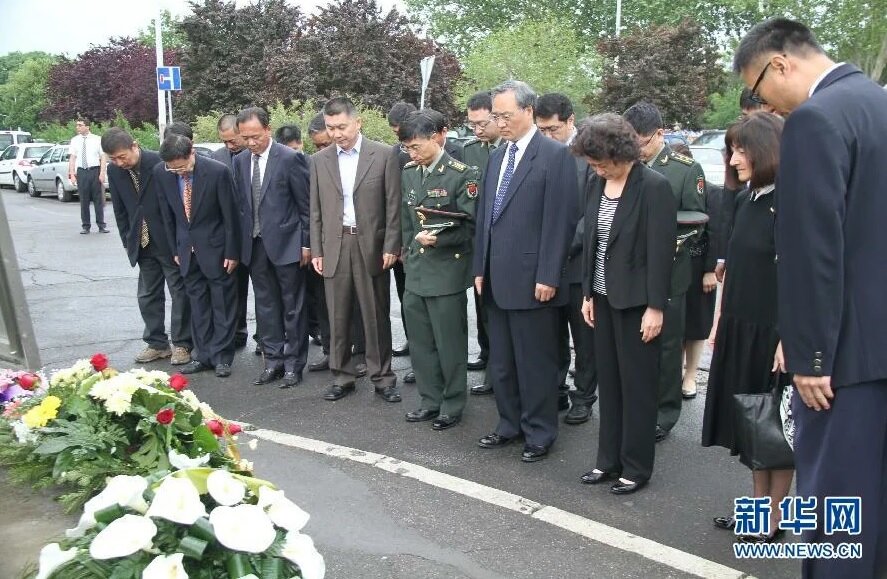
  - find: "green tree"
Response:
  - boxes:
[137,9,189,50]
[703,83,743,129]
[0,55,57,130]
[0,51,54,85]
[458,17,599,116]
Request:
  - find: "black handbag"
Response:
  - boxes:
[733,373,795,470]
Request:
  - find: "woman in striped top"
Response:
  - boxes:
[571,114,677,495]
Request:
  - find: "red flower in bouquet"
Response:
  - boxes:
[90,353,109,372]
[206,419,224,436]
[168,373,189,392]
[156,407,175,425]
[226,422,242,435]
[17,373,40,390]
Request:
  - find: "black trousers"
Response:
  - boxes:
[183,258,236,366]
[77,167,105,228]
[593,293,660,482]
[486,287,561,448]
[137,243,191,350]
[249,237,309,374]
[234,263,250,343]
[557,283,598,405]
[473,288,489,360]
[392,260,408,342]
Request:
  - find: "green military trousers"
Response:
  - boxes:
[656,292,687,432]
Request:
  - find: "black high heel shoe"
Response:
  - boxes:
[713,515,735,530]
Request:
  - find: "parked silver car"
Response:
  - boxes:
[28,143,110,202]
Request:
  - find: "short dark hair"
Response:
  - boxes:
[236,106,270,129]
[275,125,302,145]
[387,101,417,127]
[217,114,238,132]
[571,113,640,164]
[397,111,438,142]
[100,127,134,155]
[723,121,742,190]
[75,117,90,126]
[159,134,193,162]
[733,18,824,74]
[323,97,357,118]
[420,108,447,133]
[622,102,662,136]
[163,121,193,140]
[739,87,761,112]
[535,93,574,121]
[732,111,784,189]
[307,113,326,135]
[466,91,493,112]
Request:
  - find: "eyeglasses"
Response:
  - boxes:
[490,111,522,124]
[466,119,492,131]
[537,123,565,136]
[399,140,433,154]
[164,160,191,174]
[637,131,658,147]
[750,62,771,105]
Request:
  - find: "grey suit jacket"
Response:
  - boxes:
[309,135,401,278]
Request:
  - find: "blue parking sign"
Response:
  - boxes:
[157,67,182,91]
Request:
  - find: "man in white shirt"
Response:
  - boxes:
[68,118,108,234]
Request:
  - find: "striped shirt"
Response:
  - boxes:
[592,195,620,295]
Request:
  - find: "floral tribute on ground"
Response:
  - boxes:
[1,355,324,579]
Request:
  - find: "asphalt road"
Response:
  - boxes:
[2,188,799,578]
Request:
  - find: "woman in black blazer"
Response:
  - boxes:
[571,114,677,494]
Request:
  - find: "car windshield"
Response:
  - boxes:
[690,148,723,165]
[24,146,52,159]
[694,132,725,149]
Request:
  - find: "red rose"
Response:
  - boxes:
[226,422,242,435]
[18,373,40,390]
[156,408,175,425]
[206,419,223,436]
[90,353,109,372]
[168,373,189,392]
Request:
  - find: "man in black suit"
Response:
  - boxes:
[155,135,241,378]
[101,128,192,367]
[473,80,579,462]
[735,18,887,578]
[211,114,251,351]
[234,107,312,389]
[534,93,598,425]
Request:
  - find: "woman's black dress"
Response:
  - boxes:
[702,188,782,453]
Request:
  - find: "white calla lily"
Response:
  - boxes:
[143,552,189,579]
[35,543,78,579]
[88,514,157,560]
[168,449,211,470]
[209,504,276,553]
[67,475,149,537]
[257,486,310,532]
[206,470,246,506]
[146,476,207,524]
[280,532,325,579]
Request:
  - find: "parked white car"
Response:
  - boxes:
[0,143,54,192]
[689,146,726,187]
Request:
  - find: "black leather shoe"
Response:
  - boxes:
[713,516,736,530]
[580,470,620,484]
[308,355,329,372]
[392,343,410,357]
[323,383,355,401]
[233,334,248,349]
[214,363,232,378]
[478,433,514,449]
[375,385,402,403]
[737,529,785,544]
[80,227,90,234]
[611,479,648,495]
[470,382,493,395]
[98,226,110,233]
[180,361,212,374]
[355,363,367,377]
[280,371,302,389]
[558,393,571,412]
[565,403,592,424]
[655,425,669,442]
[254,366,284,385]
[432,415,461,430]
[310,334,322,346]
[405,408,439,422]
[403,371,416,384]
[466,357,487,371]
[521,445,549,462]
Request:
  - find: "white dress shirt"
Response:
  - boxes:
[808,62,845,97]
[68,132,103,169]
[496,124,538,193]
[250,137,273,186]
[336,133,363,227]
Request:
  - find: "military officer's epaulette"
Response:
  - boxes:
[447,159,468,172]
[669,151,695,166]
[461,138,482,148]
[403,160,419,169]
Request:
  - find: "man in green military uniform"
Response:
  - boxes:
[624,102,707,442]
[461,91,501,394]
[398,110,479,430]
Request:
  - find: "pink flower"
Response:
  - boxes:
[206,419,223,436]
[156,408,175,425]
[168,374,189,392]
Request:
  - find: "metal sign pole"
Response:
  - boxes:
[155,9,167,140]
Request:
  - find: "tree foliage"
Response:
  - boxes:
[136,9,189,51]
[0,52,55,85]
[595,20,724,129]
[703,83,743,129]
[0,55,57,130]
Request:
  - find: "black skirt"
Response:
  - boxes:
[684,254,716,340]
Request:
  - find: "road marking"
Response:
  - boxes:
[250,428,754,579]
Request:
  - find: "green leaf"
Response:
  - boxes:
[192,424,220,454]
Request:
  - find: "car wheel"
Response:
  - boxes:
[13,172,27,192]
[27,177,40,197]
[56,179,72,202]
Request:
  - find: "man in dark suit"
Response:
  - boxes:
[101,128,192,367]
[234,107,312,389]
[155,135,241,377]
[310,97,402,403]
[735,18,887,579]
[534,93,599,425]
[211,114,251,351]
[473,80,579,462]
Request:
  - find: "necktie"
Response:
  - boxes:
[81,135,88,169]
[128,169,149,248]
[492,143,518,222]
[251,154,262,238]
[183,175,193,223]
